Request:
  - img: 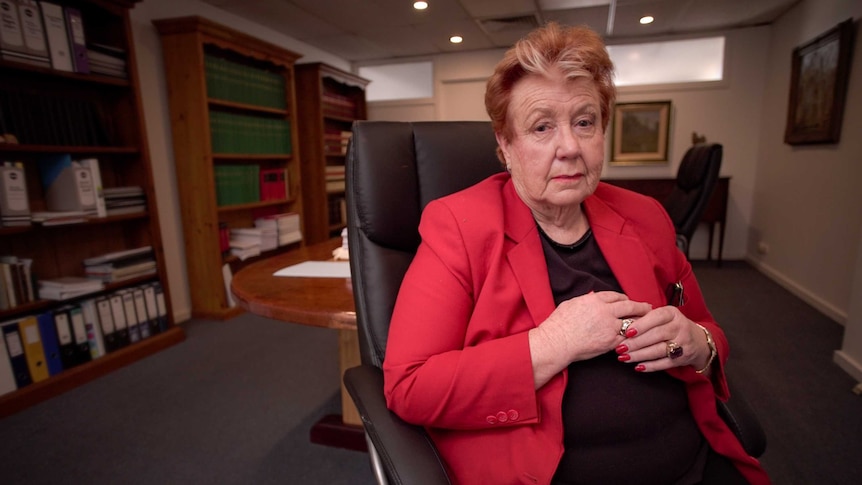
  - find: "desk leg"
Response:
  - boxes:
[339,329,362,426]
[707,223,715,262]
[309,328,367,452]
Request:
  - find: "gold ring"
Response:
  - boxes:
[666,341,684,359]
[619,318,634,336]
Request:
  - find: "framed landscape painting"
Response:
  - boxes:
[784,19,854,145]
[610,101,671,165]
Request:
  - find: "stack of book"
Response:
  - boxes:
[103,186,146,216]
[0,255,34,309]
[209,111,291,155]
[325,165,346,193]
[0,91,112,147]
[83,246,156,283]
[214,165,260,206]
[0,0,51,69]
[322,92,357,119]
[86,43,127,78]
[229,228,263,260]
[204,54,286,109]
[323,130,352,156]
[30,210,89,226]
[255,212,302,247]
[0,162,31,227]
[37,276,103,301]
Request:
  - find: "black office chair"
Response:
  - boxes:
[343,122,763,484]
[663,143,723,257]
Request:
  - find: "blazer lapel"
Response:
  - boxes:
[585,194,665,307]
[502,180,556,325]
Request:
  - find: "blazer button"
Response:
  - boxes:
[496,411,508,423]
[486,415,498,425]
[508,410,519,421]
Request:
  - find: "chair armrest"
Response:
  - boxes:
[343,365,451,485]
[717,381,767,458]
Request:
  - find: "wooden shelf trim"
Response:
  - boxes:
[212,154,293,162]
[0,60,132,88]
[153,16,302,68]
[0,212,149,236]
[216,197,298,213]
[208,98,289,116]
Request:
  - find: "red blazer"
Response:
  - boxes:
[383,173,769,485]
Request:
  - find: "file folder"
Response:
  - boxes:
[67,305,91,366]
[18,315,49,382]
[95,296,120,353]
[36,311,64,376]
[2,321,33,388]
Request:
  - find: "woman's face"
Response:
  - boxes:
[496,69,605,215]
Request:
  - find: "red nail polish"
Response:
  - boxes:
[617,354,631,362]
[625,328,638,338]
[635,364,646,372]
[615,344,628,354]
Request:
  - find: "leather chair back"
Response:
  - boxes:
[346,121,503,368]
[663,143,723,249]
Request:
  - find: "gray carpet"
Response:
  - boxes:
[692,261,861,485]
[0,261,859,484]
[0,316,375,484]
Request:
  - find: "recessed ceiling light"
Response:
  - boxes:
[640,16,654,25]
[414,1,428,10]
[450,35,463,44]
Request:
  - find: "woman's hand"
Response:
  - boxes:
[615,306,711,372]
[529,291,651,388]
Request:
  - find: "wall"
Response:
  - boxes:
[747,0,862,379]
[129,0,350,322]
[368,27,772,261]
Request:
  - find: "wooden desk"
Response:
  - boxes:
[603,177,730,265]
[230,239,366,451]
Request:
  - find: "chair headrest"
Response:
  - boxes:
[677,144,722,191]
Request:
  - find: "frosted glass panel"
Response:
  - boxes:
[607,37,724,86]
[359,62,434,101]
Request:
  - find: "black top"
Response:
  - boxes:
[536,226,708,485]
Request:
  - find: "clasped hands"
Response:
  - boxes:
[542,291,710,373]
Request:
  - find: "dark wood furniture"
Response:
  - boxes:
[154,16,304,320]
[230,238,365,451]
[604,177,730,265]
[0,0,184,417]
[295,63,369,244]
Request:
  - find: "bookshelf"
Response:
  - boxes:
[0,0,184,417]
[154,16,304,320]
[295,63,369,244]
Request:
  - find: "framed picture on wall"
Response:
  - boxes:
[610,101,671,165]
[784,18,854,145]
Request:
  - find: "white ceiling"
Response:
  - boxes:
[200,0,800,63]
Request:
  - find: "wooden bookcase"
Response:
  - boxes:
[154,16,304,320]
[0,0,184,417]
[295,63,369,244]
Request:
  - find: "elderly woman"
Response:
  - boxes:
[382,23,770,485]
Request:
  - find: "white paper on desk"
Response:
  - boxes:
[273,261,351,278]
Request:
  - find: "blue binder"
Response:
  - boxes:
[36,311,64,376]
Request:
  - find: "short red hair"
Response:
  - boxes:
[485,22,616,163]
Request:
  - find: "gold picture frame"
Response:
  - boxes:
[784,19,854,145]
[610,101,671,165]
